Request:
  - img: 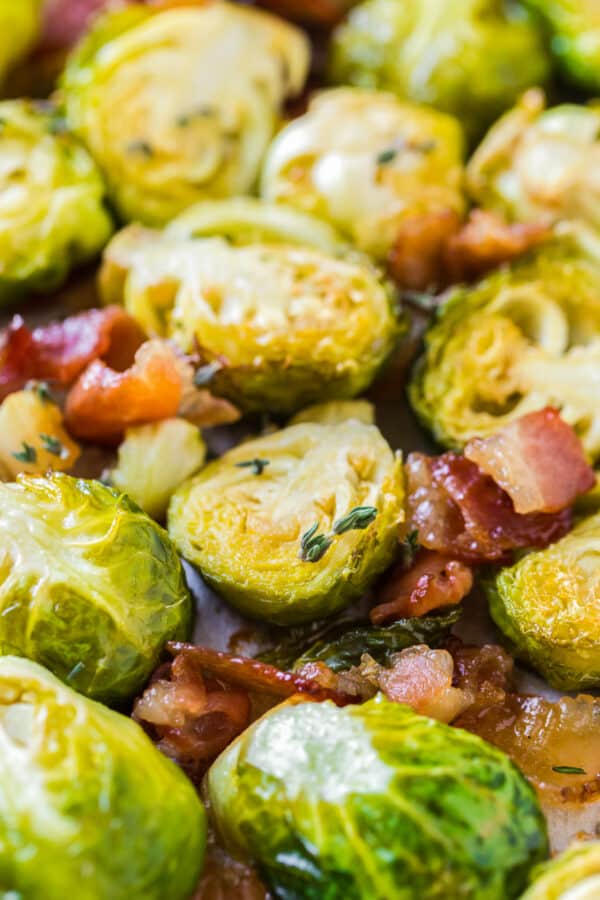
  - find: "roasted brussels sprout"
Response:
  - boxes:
[169,420,403,624]
[0,387,80,480]
[0,655,205,900]
[329,0,551,141]
[110,418,206,521]
[521,842,600,899]
[468,90,600,229]
[486,511,600,691]
[290,399,375,426]
[208,696,548,898]
[61,2,309,225]
[409,233,600,460]
[101,225,401,415]
[0,1,41,84]
[0,473,192,703]
[524,0,600,92]
[0,99,113,304]
[261,87,466,260]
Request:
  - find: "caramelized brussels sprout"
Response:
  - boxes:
[261,87,466,260]
[522,842,600,899]
[0,656,205,900]
[168,420,404,624]
[409,232,600,460]
[524,0,600,92]
[290,399,375,426]
[61,2,309,225]
[110,418,206,521]
[329,0,551,141]
[0,388,80,480]
[101,225,401,415]
[0,473,192,703]
[0,100,113,304]
[486,511,600,691]
[468,90,600,229]
[0,0,41,84]
[208,696,548,899]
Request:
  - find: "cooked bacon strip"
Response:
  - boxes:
[406,451,573,562]
[465,408,595,514]
[40,0,109,50]
[257,0,353,25]
[388,208,461,291]
[370,550,473,624]
[0,307,144,401]
[65,339,183,444]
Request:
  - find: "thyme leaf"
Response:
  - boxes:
[40,434,66,458]
[333,506,378,534]
[235,458,270,476]
[299,523,332,563]
[552,765,586,775]
[12,442,37,463]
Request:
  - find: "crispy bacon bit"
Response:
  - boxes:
[465,408,595,514]
[447,638,515,710]
[257,0,353,24]
[443,210,550,283]
[405,451,573,562]
[370,550,473,624]
[64,339,183,444]
[0,307,145,401]
[192,841,269,900]
[388,208,461,291]
[40,0,109,51]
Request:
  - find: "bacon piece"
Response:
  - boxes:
[192,842,268,900]
[465,408,595,514]
[257,0,353,25]
[40,0,114,51]
[406,451,573,562]
[0,307,145,401]
[64,339,183,444]
[388,208,461,291]
[370,550,473,624]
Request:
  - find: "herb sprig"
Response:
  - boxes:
[552,765,586,775]
[235,458,270,476]
[299,505,379,563]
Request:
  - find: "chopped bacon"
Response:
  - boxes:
[0,307,145,401]
[256,0,353,25]
[465,408,595,514]
[64,339,183,444]
[405,451,573,562]
[388,208,461,291]
[370,550,473,624]
[192,842,269,900]
[40,0,110,51]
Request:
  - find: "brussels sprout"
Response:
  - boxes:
[0,388,80,480]
[467,90,600,230]
[521,842,600,899]
[0,99,113,304]
[261,87,466,260]
[329,0,551,142]
[61,2,309,225]
[524,0,600,92]
[101,226,401,415]
[0,473,192,703]
[409,233,600,460]
[208,695,548,898]
[169,420,404,624]
[0,655,205,899]
[110,418,206,521]
[486,511,600,691]
[290,399,375,426]
[0,0,41,84]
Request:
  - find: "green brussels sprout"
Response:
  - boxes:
[0,99,113,305]
[289,399,376,426]
[110,418,206,521]
[0,655,205,899]
[208,695,548,899]
[0,0,41,84]
[61,2,309,226]
[486,511,600,691]
[468,90,600,229]
[524,0,600,92]
[261,87,466,260]
[101,225,401,415]
[409,233,600,460]
[329,0,551,142]
[521,842,600,899]
[0,473,192,703]
[168,420,404,625]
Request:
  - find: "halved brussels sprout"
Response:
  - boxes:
[0,99,113,304]
[524,0,600,92]
[101,225,401,414]
[0,387,80,480]
[329,0,551,142]
[110,418,206,521]
[61,2,309,225]
[409,233,600,460]
[168,420,404,624]
[468,90,600,230]
[208,696,548,898]
[0,1,41,84]
[0,655,205,900]
[486,511,600,691]
[289,399,375,426]
[0,473,192,703]
[261,87,466,260]
[522,842,600,899]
